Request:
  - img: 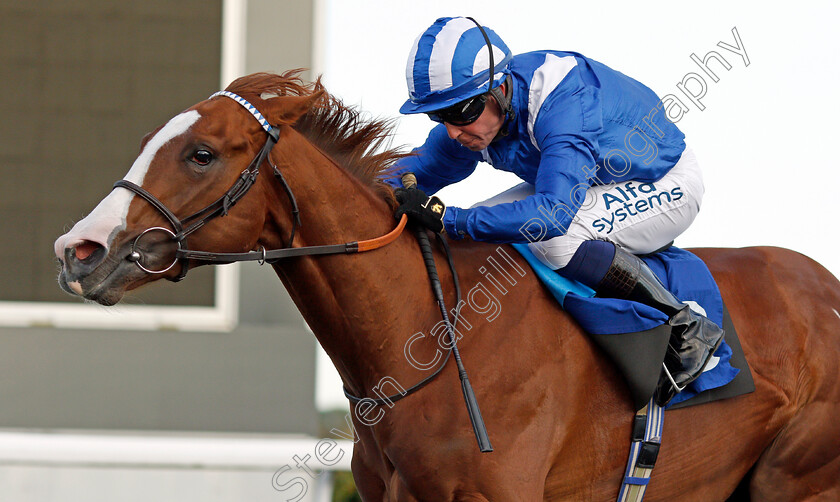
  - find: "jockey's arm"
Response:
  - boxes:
[444,140,596,243]
[444,87,602,243]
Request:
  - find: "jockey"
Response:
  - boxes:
[387,16,724,407]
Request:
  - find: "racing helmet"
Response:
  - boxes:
[400,17,512,115]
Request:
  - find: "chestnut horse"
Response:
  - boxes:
[54,72,840,501]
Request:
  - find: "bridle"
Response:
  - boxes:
[116,90,483,447]
[113,90,405,281]
[115,90,471,433]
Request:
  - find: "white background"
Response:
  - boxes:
[314,0,840,410]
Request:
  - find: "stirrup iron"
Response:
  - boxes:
[661,363,686,394]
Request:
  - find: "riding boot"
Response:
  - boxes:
[595,246,725,407]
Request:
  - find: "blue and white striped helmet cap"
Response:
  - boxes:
[400,17,512,115]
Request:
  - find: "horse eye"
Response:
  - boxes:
[190,149,214,166]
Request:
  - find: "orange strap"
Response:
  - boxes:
[356,214,408,252]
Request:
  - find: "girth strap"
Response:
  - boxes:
[617,398,664,502]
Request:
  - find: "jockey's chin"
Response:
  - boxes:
[458,136,492,151]
[449,125,499,151]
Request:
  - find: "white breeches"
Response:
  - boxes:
[473,146,704,269]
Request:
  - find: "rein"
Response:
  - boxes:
[343,232,460,407]
[179,215,407,263]
[116,90,487,449]
[346,173,492,453]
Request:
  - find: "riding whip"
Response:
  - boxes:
[401,173,493,453]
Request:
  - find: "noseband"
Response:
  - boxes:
[114,91,404,281]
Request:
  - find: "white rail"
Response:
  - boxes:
[0,429,355,502]
[0,429,353,470]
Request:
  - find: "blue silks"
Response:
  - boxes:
[512,244,739,407]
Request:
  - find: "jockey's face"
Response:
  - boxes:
[442,85,506,152]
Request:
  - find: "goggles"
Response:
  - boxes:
[426,93,488,126]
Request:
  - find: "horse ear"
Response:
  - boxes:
[139,124,164,152]
[263,91,326,125]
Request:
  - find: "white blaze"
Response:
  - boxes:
[54,110,201,259]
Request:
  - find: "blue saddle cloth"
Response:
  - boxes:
[512,244,739,408]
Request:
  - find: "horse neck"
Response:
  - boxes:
[262,128,434,395]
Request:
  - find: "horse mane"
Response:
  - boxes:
[224,70,405,206]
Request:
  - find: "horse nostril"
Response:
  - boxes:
[65,240,107,272]
[74,241,101,261]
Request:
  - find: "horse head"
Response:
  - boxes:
[54,72,326,306]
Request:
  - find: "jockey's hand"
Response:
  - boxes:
[394,188,446,234]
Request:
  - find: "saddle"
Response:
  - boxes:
[512,244,755,410]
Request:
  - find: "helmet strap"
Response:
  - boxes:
[465,17,514,138]
[466,17,495,94]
